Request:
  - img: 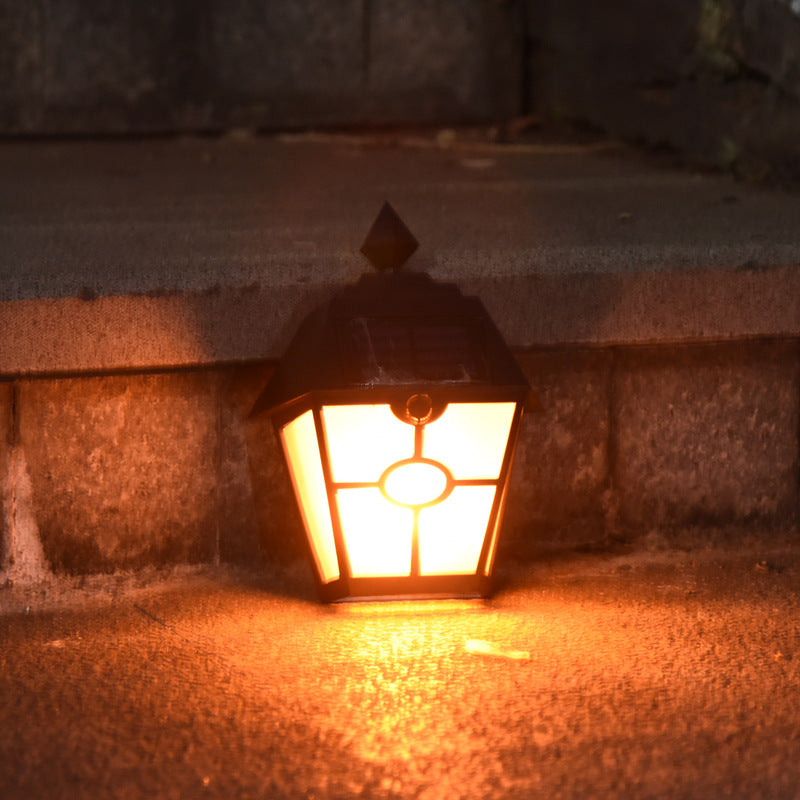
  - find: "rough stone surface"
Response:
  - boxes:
[1,339,799,576]
[240,366,309,564]
[727,0,800,101]
[0,0,225,134]
[38,1,191,133]
[0,0,519,134]
[537,0,800,182]
[17,373,223,573]
[614,341,800,530]
[217,364,277,563]
[0,1,40,132]
[6,364,302,575]
[505,349,612,549]
[5,0,800,182]
[0,382,11,570]
[5,550,800,798]
[211,0,365,127]
[0,134,798,572]
[2,136,800,375]
[368,0,519,122]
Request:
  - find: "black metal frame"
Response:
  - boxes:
[254,269,531,602]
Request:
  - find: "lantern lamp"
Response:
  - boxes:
[252,203,532,601]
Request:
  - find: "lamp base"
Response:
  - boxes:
[316,572,494,603]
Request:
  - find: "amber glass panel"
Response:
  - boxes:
[337,488,413,577]
[281,411,339,583]
[322,405,413,482]
[417,486,496,575]
[382,461,449,507]
[423,402,515,479]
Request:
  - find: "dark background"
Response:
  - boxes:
[3,0,800,182]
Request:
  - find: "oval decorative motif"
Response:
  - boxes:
[381,459,451,508]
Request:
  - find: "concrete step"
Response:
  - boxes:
[1,133,799,580]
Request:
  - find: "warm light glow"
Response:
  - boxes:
[333,598,482,615]
[337,488,413,577]
[281,411,339,583]
[418,486,496,574]
[322,405,413,482]
[423,402,515,479]
[382,460,450,507]
[283,399,519,587]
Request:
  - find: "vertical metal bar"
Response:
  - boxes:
[478,402,524,576]
[410,510,420,577]
[313,406,352,583]
[410,421,425,575]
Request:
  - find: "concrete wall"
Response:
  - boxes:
[505,341,800,554]
[2,340,797,580]
[534,0,800,182]
[0,0,522,135]
[5,0,800,180]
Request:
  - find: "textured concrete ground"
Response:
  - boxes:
[2,543,800,799]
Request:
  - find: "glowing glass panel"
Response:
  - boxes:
[281,411,339,583]
[337,488,413,577]
[383,461,449,507]
[418,486,496,575]
[322,405,413,482]
[483,481,511,576]
[423,402,516,479]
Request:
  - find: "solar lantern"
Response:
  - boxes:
[252,203,532,601]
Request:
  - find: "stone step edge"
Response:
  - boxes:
[0,264,798,376]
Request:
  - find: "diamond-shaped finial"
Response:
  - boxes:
[360,202,419,272]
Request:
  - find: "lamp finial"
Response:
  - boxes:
[360,202,419,272]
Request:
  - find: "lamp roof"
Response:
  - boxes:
[251,269,529,418]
